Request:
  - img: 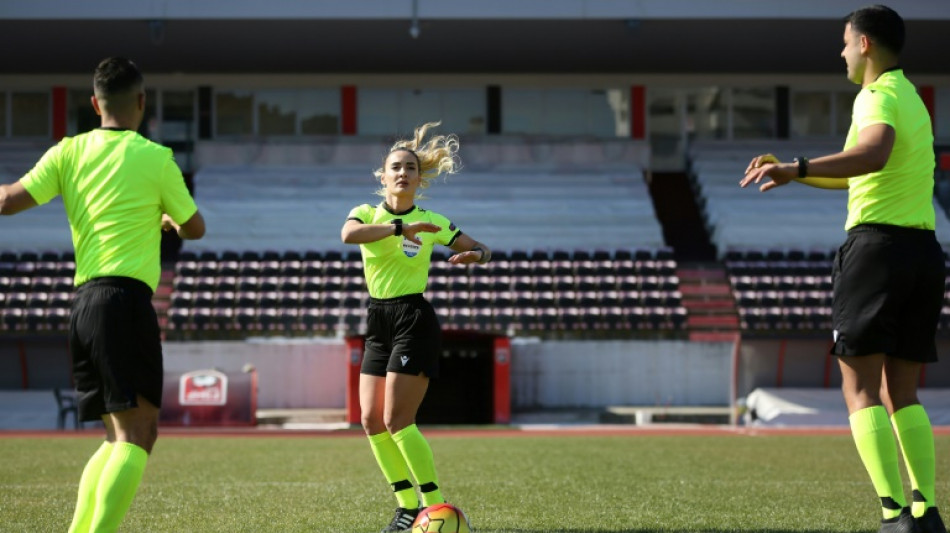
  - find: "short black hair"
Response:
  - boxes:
[93,57,143,97]
[845,5,905,55]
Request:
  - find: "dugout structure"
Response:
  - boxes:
[346,333,511,425]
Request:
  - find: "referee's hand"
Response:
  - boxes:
[740,153,795,192]
[403,222,440,245]
[447,250,482,265]
[161,213,178,232]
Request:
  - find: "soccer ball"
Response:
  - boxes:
[411,503,471,533]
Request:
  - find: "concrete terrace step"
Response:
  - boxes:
[154,285,173,298]
[675,268,727,282]
[679,284,732,297]
[687,315,740,328]
[682,299,736,312]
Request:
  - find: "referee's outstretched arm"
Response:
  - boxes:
[0,181,39,215]
[161,211,206,240]
[740,124,893,192]
[446,233,491,266]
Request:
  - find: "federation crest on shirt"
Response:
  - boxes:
[402,237,421,257]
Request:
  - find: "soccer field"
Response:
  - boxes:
[1,429,947,533]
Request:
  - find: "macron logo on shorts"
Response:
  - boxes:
[400,355,410,367]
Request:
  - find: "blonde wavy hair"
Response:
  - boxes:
[374,121,460,198]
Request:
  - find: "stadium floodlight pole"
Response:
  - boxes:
[409,0,420,38]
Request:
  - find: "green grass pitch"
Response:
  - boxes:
[1,431,947,532]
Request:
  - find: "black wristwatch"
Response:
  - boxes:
[794,156,809,178]
[392,219,403,236]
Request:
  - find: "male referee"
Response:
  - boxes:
[0,57,205,532]
[741,5,945,533]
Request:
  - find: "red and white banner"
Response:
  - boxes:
[179,369,229,406]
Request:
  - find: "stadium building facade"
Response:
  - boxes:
[1,0,949,172]
[3,0,950,427]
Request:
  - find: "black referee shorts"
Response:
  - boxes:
[362,293,441,378]
[70,276,163,421]
[831,223,946,362]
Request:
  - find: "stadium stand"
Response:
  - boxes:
[689,140,950,256]
[6,144,949,340]
[0,251,75,332]
[0,141,73,253]
[0,154,684,339]
[163,247,685,339]
[183,164,665,254]
[688,141,950,334]
[726,247,950,334]
[0,141,47,182]
[0,198,73,253]
[726,250,835,333]
[149,161,682,338]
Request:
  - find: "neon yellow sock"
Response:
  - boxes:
[67,441,114,533]
[392,424,444,507]
[368,432,419,509]
[892,404,936,518]
[89,442,148,533]
[850,406,906,520]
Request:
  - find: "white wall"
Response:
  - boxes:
[736,338,950,401]
[163,339,348,409]
[162,337,735,411]
[510,339,733,408]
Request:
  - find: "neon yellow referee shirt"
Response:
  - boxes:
[20,129,198,291]
[347,202,462,299]
[844,69,935,230]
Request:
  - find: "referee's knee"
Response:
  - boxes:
[122,420,158,453]
[384,415,415,434]
[361,412,386,435]
[110,409,160,453]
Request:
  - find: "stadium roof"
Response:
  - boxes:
[1,0,948,74]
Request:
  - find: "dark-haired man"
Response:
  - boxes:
[740,5,944,533]
[0,57,205,532]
